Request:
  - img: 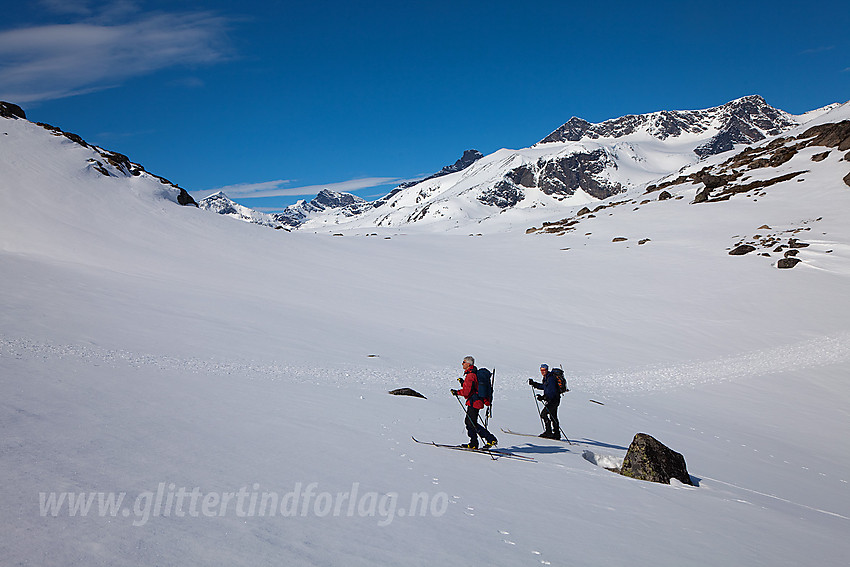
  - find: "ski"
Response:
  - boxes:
[411,437,536,462]
[500,427,574,445]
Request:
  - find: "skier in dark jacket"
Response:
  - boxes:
[529,363,561,439]
[451,356,498,449]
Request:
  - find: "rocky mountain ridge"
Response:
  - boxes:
[1,101,197,207]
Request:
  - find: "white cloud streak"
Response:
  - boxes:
[0,10,231,103]
[206,177,410,199]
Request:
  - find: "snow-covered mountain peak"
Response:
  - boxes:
[307,95,834,232]
[537,94,796,151]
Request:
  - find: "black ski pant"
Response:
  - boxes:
[465,405,497,446]
[541,397,560,434]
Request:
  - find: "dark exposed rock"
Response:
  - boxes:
[788,238,809,248]
[398,149,484,189]
[693,187,711,203]
[693,168,739,189]
[658,190,672,200]
[177,188,198,207]
[811,151,830,162]
[768,145,797,166]
[535,150,623,200]
[799,120,850,151]
[0,101,26,119]
[478,180,525,208]
[388,388,427,399]
[538,116,593,143]
[777,257,802,269]
[694,115,764,157]
[619,433,693,485]
[705,171,806,202]
[507,164,537,187]
[844,171,850,188]
[729,244,757,256]
[311,188,368,211]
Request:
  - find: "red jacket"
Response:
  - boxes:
[458,366,484,409]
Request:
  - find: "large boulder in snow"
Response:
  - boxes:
[619,433,694,485]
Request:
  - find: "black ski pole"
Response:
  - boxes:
[453,393,496,458]
[530,383,546,431]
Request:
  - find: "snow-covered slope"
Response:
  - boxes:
[2,101,850,567]
[305,95,838,232]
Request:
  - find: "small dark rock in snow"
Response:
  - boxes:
[619,433,693,486]
[729,244,756,256]
[777,257,802,269]
[388,388,427,399]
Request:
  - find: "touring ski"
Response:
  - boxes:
[500,428,574,445]
[411,437,536,462]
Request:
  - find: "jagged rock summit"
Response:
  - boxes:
[538,95,798,157]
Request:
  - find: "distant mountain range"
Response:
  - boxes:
[199,95,839,231]
[2,95,845,235]
[199,149,486,229]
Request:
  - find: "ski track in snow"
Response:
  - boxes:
[579,331,850,394]
[3,330,850,395]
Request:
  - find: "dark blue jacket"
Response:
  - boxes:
[531,372,560,402]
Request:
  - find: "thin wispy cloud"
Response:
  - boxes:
[800,46,835,55]
[0,7,231,103]
[205,177,412,200]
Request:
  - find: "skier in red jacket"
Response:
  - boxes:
[451,356,498,449]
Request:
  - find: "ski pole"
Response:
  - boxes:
[452,393,496,459]
[454,393,491,432]
[530,384,546,431]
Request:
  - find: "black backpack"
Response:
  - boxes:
[550,367,568,394]
[474,367,493,405]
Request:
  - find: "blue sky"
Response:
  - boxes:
[2,0,848,211]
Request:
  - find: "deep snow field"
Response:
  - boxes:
[2,108,850,566]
